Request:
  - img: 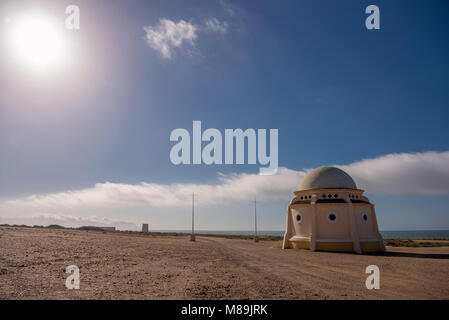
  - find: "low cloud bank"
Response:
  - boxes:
[3,151,449,213]
[5,167,303,208]
[339,151,449,195]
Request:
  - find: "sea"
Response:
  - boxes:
[157,230,449,239]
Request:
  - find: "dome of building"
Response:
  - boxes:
[299,166,357,191]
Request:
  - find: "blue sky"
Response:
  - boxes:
[0,0,448,231]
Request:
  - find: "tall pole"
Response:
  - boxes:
[190,192,196,241]
[254,198,259,243]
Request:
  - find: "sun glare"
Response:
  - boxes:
[7,14,68,73]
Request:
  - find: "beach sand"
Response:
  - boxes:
[0,226,448,300]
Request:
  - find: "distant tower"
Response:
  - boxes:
[142,223,149,233]
[190,192,196,241]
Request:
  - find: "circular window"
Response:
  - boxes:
[296,213,303,223]
[327,212,338,223]
[362,212,368,222]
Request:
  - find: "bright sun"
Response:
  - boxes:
[7,14,68,73]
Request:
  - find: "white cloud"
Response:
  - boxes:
[143,17,229,59]
[219,0,237,17]
[339,151,449,195]
[144,19,197,59]
[204,17,228,33]
[5,167,302,209]
[2,151,449,214]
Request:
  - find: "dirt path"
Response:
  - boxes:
[0,227,448,299]
[201,237,449,299]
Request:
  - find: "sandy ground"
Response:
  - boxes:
[0,226,448,300]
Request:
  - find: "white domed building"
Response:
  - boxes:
[282,166,385,253]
